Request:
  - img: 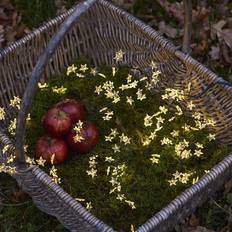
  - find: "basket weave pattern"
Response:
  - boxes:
[0,1,232,231]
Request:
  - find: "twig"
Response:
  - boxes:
[211,199,232,217]
[182,0,192,54]
[0,200,31,207]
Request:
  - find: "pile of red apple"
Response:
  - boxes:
[35,99,99,165]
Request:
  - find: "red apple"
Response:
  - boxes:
[56,99,86,124]
[42,107,71,137]
[35,135,69,164]
[67,121,99,154]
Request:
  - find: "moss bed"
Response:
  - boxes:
[3,59,230,231]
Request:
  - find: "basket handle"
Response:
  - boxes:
[182,0,192,54]
[15,0,192,163]
[15,0,97,163]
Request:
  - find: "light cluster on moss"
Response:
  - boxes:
[0,50,229,231]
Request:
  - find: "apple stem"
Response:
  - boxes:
[57,110,65,119]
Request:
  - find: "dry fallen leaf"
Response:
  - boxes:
[211,20,232,51]
[0,7,10,25]
[5,29,16,43]
[221,29,232,49]
[193,6,211,23]
[189,214,200,227]
[212,20,226,39]
[0,0,14,10]
[221,42,232,65]
[156,0,210,25]
[15,24,26,39]
[209,46,220,60]
[192,40,209,56]
[10,189,28,203]
[0,0,30,49]
[158,21,178,39]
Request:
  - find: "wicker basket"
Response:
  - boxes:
[1,0,232,231]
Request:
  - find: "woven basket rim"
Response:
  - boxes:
[0,0,226,86]
[1,0,232,231]
[1,0,231,96]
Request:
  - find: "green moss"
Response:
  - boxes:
[20,60,230,231]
